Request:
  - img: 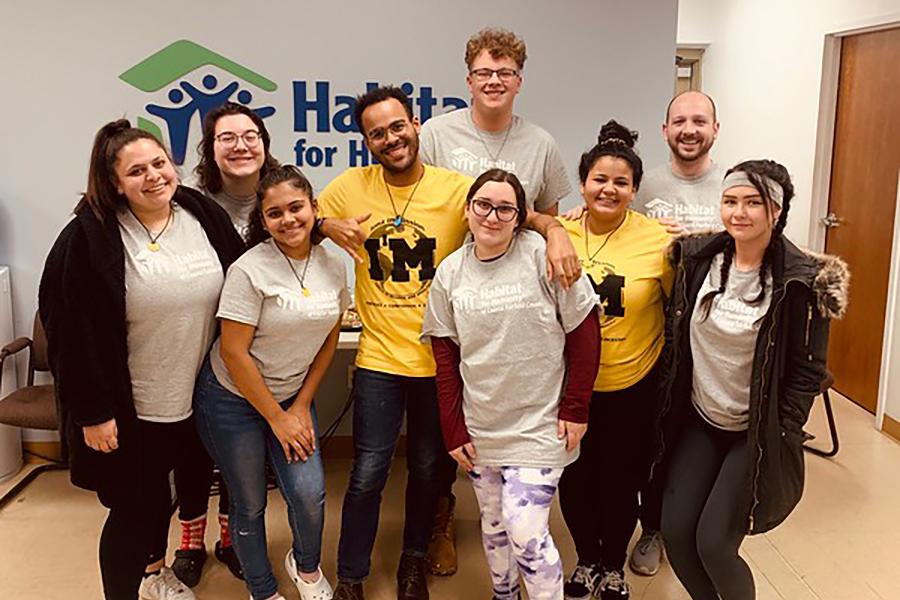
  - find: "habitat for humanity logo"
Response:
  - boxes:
[119,40,277,165]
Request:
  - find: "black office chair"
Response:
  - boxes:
[803,370,839,458]
[0,314,67,510]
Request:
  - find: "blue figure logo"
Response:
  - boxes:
[146,74,276,164]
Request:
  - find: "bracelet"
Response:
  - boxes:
[314,217,327,232]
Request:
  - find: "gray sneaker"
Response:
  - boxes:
[628,530,664,576]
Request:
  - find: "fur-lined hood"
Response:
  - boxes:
[667,231,850,320]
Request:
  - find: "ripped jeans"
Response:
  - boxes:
[194,359,325,600]
[469,466,564,600]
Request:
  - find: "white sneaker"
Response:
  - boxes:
[139,567,196,600]
[285,550,333,600]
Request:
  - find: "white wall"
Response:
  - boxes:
[678,0,900,422]
[677,0,898,245]
[0,1,677,436]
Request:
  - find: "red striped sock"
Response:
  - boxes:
[178,515,207,551]
[219,514,232,548]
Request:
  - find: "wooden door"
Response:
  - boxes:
[824,27,900,413]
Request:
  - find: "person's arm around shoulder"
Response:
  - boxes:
[525,213,581,289]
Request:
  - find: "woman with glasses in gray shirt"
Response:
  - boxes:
[422,169,600,600]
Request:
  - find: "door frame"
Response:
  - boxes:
[809,14,900,429]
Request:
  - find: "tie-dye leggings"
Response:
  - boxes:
[469,466,564,600]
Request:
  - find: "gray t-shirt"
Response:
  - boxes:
[118,204,225,422]
[421,230,597,468]
[634,162,726,232]
[210,240,350,402]
[419,108,572,212]
[208,189,256,242]
[690,253,772,431]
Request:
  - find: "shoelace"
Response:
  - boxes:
[570,564,597,585]
[602,570,627,591]
[401,559,426,586]
[158,568,189,592]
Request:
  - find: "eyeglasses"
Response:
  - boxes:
[214,130,261,147]
[366,120,410,143]
[469,68,520,83]
[469,198,519,222]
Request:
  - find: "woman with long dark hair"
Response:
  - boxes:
[38,119,244,600]
[193,165,348,600]
[654,159,848,599]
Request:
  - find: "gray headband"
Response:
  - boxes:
[722,172,783,208]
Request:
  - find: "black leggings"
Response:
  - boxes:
[175,452,228,520]
[661,409,754,600]
[98,417,213,600]
[559,365,659,570]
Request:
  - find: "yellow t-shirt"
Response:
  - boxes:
[318,164,472,377]
[560,210,674,391]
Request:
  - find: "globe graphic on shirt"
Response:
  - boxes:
[583,258,621,326]
[367,217,434,301]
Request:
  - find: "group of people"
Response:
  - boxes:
[37,27,848,600]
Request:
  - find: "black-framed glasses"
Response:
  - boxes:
[469,68,520,82]
[365,120,410,143]
[214,130,261,147]
[469,198,519,222]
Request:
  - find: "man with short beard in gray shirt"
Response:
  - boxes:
[626,90,724,580]
[634,91,724,235]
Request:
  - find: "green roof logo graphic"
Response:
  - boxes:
[120,40,277,165]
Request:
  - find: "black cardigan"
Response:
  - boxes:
[38,186,244,504]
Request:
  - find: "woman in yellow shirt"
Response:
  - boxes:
[559,121,672,600]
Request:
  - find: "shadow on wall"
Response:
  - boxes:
[0,198,11,265]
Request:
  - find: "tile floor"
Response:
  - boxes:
[0,392,897,599]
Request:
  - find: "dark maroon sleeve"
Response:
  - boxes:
[431,337,471,451]
[559,306,601,423]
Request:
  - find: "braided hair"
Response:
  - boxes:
[578,120,643,189]
[698,159,794,319]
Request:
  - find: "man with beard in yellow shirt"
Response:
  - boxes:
[317,86,580,600]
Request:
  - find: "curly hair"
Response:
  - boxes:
[194,102,278,194]
[465,27,527,70]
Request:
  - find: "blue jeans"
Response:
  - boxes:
[194,359,325,600]
[337,367,444,582]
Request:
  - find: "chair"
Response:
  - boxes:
[803,369,839,458]
[0,313,67,511]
